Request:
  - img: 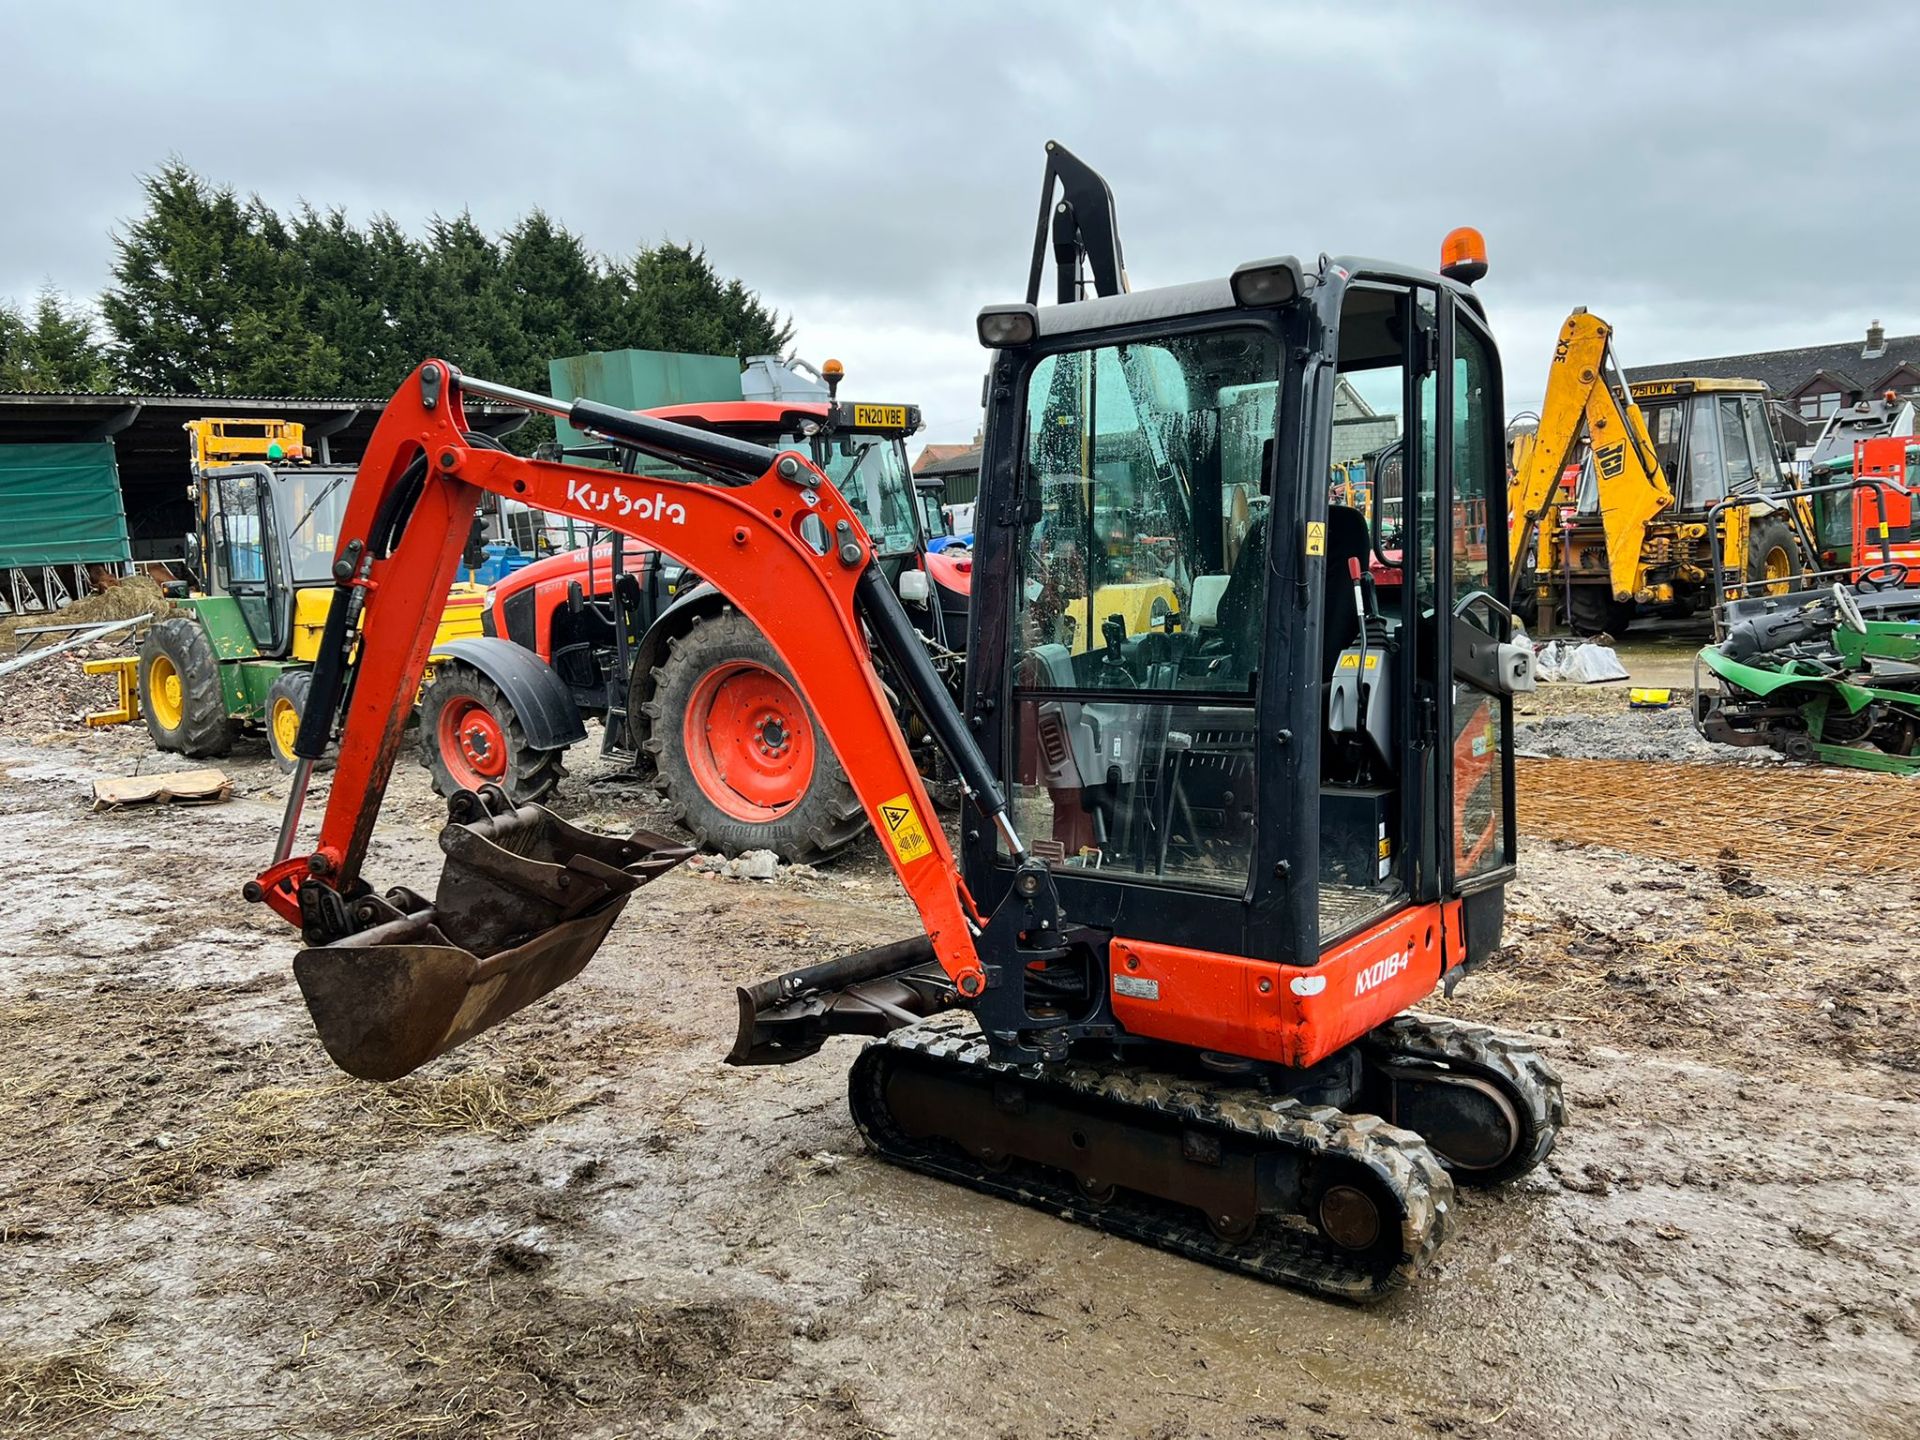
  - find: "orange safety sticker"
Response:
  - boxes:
[878,793,934,863]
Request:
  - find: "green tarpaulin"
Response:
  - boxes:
[0,441,132,568]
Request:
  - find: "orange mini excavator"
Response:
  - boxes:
[247,143,1556,1299]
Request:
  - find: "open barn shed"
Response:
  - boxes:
[0,390,526,571]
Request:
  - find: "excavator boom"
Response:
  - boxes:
[250,361,1019,1076]
[1508,308,1672,604]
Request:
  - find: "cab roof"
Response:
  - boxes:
[1021,257,1487,344]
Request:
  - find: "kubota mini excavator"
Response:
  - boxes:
[247,142,1557,1300]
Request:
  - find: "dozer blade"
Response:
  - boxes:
[294,789,692,1081]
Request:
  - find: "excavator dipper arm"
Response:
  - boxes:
[247,362,1014,1078]
[1507,309,1672,603]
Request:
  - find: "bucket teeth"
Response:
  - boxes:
[295,789,692,1081]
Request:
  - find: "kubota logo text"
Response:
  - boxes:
[1353,952,1411,997]
[565,476,688,525]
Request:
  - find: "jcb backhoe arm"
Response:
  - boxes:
[248,361,1040,1080]
[1508,309,1672,604]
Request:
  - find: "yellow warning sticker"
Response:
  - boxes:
[1306,521,1327,557]
[878,793,934,864]
[1337,653,1381,670]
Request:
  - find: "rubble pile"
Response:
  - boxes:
[0,643,131,731]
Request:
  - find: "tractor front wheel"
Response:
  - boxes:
[264,670,314,772]
[642,609,865,863]
[137,617,233,757]
[419,662,565,804]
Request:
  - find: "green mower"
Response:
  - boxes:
[1695,574,1920,774]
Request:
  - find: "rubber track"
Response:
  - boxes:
[1364,1011,1565,1186]
[849,1011,1454,1302]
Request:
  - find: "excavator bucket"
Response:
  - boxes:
[293,789,692,1081]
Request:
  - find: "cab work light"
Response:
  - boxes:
[1229,256,1305,308]
[977,305,1039,348]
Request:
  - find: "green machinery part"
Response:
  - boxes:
[1697,618,1920,775]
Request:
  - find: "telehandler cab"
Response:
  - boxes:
[139,417,491,766]
[247,142,1555,1300]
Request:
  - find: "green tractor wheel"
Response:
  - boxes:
[265,670,314,772]
[137,618,233,758]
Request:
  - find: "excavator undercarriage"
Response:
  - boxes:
[247,143,1560,1300]
[849,1009,1558,1299]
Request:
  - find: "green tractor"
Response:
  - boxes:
[139,418,487,767]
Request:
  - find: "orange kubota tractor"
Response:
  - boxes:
[247,143,1556,1300]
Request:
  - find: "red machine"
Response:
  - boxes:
[1847,436,1920,586]
[249,144,1557,1302]
[251,364,984,1046]
[420,393,966,864]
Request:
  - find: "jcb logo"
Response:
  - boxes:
[1596,443,1626,480]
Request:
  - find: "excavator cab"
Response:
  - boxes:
[964,252,1529,993]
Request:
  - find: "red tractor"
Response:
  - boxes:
[417,387,970,863]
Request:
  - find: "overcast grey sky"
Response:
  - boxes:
[4,1,1915,441]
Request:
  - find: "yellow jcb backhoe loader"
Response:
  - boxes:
[1508,309,1807,634]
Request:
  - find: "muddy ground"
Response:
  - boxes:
[3,643,1918,1440]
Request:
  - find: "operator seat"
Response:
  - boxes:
[1322,504,1372,675]
[1212,514,1268,679]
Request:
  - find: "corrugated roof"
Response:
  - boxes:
[0,389,391,407]
[0,389,524,557]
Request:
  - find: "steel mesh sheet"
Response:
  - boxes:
[1517,757,1918,878]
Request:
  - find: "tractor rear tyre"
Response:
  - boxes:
[265,670,314,772]
[137,617,233,758]
[419,661,564,805]
[1744,518,1805,599]
[1566,587,1634,638]
[643,609,865,863]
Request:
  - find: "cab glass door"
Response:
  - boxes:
[213,469,280,650]
[1005,326,1279,892]
[1442,312,1515,886]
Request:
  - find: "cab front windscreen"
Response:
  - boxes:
[271,469,355,583]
